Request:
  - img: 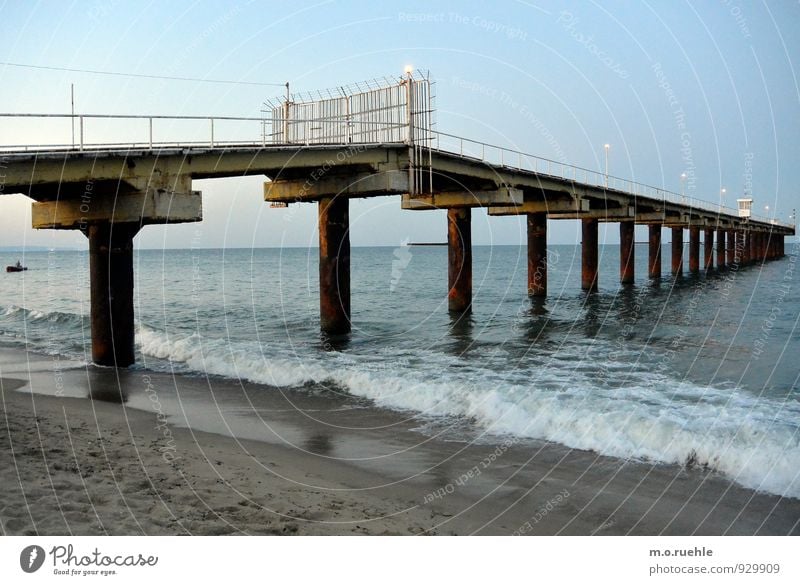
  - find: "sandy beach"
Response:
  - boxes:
[1,346,798,536]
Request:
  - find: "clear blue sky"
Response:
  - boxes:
[1,0,798,248]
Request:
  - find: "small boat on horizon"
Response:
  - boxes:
[6,261,28,273]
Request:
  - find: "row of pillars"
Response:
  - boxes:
[275,202,792,329]
[86,197,788,367]
[579,219,784,293]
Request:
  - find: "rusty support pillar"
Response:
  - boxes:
[87,222,140,367]
[716,230,726,269]
[527,212,547,297]
[745,231,752,264]
[619,221,635,285]
[704,228,714,270]
[448,207,472,312]
[648,224,661,279]
[582,218,599,291]
[689,227,700,274]
[318,196,351,334]
[750,232,762,264]
[727,230,736,265]
[736,231,745,264]
[671,227,683,276]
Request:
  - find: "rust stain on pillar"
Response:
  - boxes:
[743,230,751,265]
[689,227,700,273]
[648,224,661,279]
[88,222,139,367]
[726,230,736,265]
[754,232,762,263]
[582,218,599,291]
[448,207,472,312]
[671,227,683,276]
[619,221,635,285]
[318,196,351,334]
[716,230,726,269]
[527,212,547,296]
[704,228,714,270]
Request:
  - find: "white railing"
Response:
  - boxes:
[0,112,792,230]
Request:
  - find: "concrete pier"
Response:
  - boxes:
[689,227,700,274]
[648,224,661,279]
[87,223,139,367]
[527,212,547,296]
[582,218,599,291]
[704,228,714,270]
[318,196,351,334]
[716,229,726,269]
[671,227,683,276]
[28,182,202,368]
[448,207,472,312]
[619,221,635,285]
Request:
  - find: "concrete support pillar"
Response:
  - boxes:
[689,227,700,274]
[448,207,472,312]
[87,222,140,367]
[318,196,351,334]
[726,230,736,265]
[716,230,726,269]
[527,212,547,297]
[748,230,756,265]
[581,218,599,291]
[619,221,635,285]
[704,228,714,270]
[671,227,683,276]
[648,224,661,279]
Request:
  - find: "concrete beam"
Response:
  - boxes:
[487,197,587,216]
[404,187,523,210]
[32,187,202,230]
[265,171,409,202]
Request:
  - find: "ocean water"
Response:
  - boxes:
[1,243,798,498]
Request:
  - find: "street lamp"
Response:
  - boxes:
[604,144,610,187]
[719,187,726,211]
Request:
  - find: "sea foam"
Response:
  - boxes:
[136,325,800,498]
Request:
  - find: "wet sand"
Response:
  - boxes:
[1,346,798,535]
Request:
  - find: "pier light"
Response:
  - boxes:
[604,144,610,187]
[404,65,414,76]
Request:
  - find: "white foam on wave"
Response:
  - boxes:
[136,324,800,498]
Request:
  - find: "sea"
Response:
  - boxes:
[1,243,798,498]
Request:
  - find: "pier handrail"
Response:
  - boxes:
[0,112,792,229]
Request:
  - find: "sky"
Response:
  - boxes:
[1,0,798,249]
